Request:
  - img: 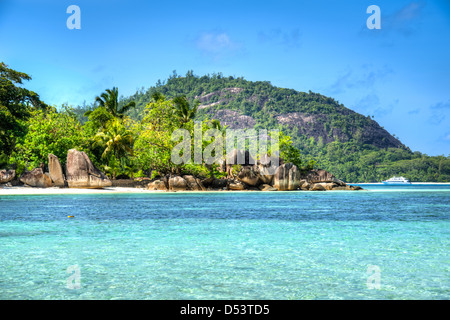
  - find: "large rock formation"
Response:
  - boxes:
[299,180,310,190]
[48,154,65,187]
[148,175,206,191]
[143,168,361,192]
[168,176,187,191]
[272,163,302,191]
[258,184,278,191]
[19,168,52,188]
[229,181,245,190]
[142,156,361,192]
[255,154,282,185]
[306,169,345,186]
[183,175,206,191]
[201,177,228,190]
[237,167,260,186]
[0,169,16,184]
[311,183,327,191]
[147,180,168,191]
[311,182,335,191]
[65,149,112,188]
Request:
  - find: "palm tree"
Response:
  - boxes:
[93,119,134,179]
[209,119,227,133]
[172,95,199,124]
[85,87,135,119]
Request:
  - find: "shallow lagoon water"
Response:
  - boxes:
[0,185,449,299]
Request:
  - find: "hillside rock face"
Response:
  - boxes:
[201,107,404,150]
[0,169,16,183]
[48,154,65,187]
[197,87,244,110]
[202,109,256,129]
[193,85,405,150]
[66,149,112,188]
[20,168,52,188]
[276,111,404,149]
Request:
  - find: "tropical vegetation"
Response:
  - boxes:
[1,65,449,182]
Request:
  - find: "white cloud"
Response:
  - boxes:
[195,31,242,61]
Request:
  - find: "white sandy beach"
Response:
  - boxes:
[1,182,449,195]
[0,186,242,195]
[0,187,264,195]
[0,186,164,195]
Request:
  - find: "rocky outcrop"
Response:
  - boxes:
[306,169,346,186]
[19,168,52,188]
[229,181,245,190]
[258,184,277,191]
[311,182,336,191]
[183,175,206,191]
[201,177,228,190]
[299,180,310,190]
[148,175,224,191]
[65,149,112,188]
[147,179,168,191]
[48,154,65,187]
[311,183,326,191]
[197,88,244,108]
[202,109,257,130]
[255,154,282,185]
[275,111,405,149]
[143,167,362,192]
[0,169,16,184]
[237,167,260,186]
[168,176,187,191]
[211,178,228,189]
[299,168,360,191]
[272,163,302,191]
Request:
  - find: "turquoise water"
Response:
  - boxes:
[0,185,449,299]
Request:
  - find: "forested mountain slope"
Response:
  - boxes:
[115,71,449,182]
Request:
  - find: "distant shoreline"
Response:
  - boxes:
[1,182,449,196]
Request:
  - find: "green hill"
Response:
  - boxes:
[115,71,449,183]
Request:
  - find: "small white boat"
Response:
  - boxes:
[382,176,411,185]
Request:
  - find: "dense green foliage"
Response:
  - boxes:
[0,62,47,165]
[1,65,303,181]
[9,106,86,173]
[1,65,449,182]
[297,138,450,182]
[119,71,450,182]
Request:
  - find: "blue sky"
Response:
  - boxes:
[1,0,449,156]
